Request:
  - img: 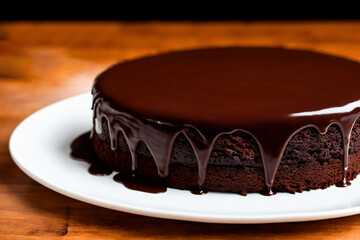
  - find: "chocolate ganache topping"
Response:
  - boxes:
[91,47,360,192]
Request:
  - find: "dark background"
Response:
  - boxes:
[2,4,360,21]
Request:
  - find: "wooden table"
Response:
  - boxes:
[1,21,360,239]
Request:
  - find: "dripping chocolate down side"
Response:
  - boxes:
[70,131,168,194]
[91,47,360,191]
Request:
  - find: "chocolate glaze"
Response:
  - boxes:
[91,47,360,192]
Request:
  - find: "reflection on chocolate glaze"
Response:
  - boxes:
[91,47,360,193]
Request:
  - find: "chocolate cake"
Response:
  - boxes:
[90,47,360,195]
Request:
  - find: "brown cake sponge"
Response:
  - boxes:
[92,118,360,195]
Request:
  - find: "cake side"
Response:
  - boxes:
[92,117,360,195]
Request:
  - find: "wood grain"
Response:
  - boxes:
[1,21,360,239]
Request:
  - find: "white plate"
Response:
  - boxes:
[9,93,360,224]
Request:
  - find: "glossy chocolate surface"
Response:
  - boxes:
[92,47,360,191]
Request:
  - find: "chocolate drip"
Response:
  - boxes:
[260,188,277,196]
[339,112,359,182]
[93,98,360,191]
[182,128,217,186]
[91,47,360,191]
[94,99,181,176]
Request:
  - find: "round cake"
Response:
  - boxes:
[91,47,360,195]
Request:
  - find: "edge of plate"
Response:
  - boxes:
[8,93,360,224]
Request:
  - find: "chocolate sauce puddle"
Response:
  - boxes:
[190,188,208,195]
[70,132,113,176]
[113,173,167,193]
[260,189,277,196]
[335,181,352,188]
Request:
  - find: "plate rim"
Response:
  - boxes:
[9,93,360,224]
